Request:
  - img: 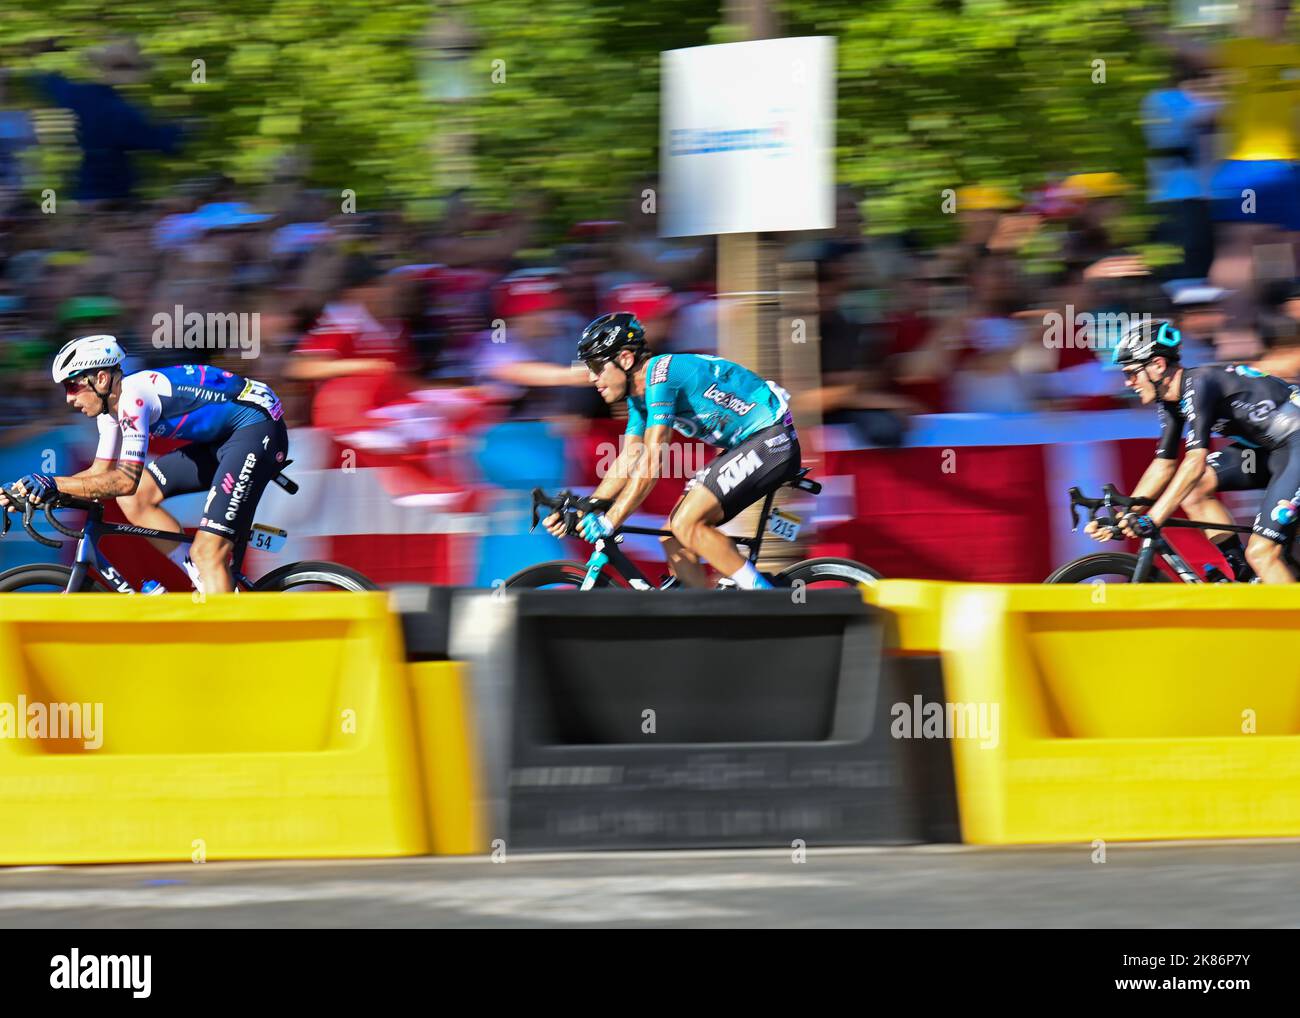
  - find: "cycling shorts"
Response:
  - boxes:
[683,415,801,524]
[144,416,289,541]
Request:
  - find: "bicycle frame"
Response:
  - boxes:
[67,508,256,593]
[1132,528,1300,583]
[577,483,783,591]
[1131,532,1205,583]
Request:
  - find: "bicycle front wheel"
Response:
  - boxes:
[251,560,379,592]
[503,560,613,589]
[778,557,882,589]
[0,564,107,592]
[1044,552,1171,584]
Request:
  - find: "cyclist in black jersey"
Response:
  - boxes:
[1086,319,1300,583]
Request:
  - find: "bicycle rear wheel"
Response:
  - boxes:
[0,564,108,592]
[503,560,614,589]
[777,557,882,588]
[250,560,379,592]
[1044,552,1171,584]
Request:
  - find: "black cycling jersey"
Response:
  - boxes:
[1155,364,1300,459]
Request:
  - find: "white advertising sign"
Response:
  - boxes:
[661,36,835,237]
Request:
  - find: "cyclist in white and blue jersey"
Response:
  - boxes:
[542,312,801,589]
[0,335,287,594]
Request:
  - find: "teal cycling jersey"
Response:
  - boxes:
[625,353,789,449]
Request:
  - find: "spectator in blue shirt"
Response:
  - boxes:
[1141,56,1221,281]
[20,39,182,205]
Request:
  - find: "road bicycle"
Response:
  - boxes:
[1044,483,1288,584]
[505,467,882,590]
[0,464,377,593]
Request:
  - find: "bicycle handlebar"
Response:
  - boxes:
[529,488,614,535]
[0,487,92,549]
[1067,484,1154,535]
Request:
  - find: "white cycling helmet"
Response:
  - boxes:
[51,334,126,385]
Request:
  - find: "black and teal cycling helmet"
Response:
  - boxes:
[1113,319,1182,367]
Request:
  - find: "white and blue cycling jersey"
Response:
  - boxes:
[93,364,284,464]
[625,353,790,449]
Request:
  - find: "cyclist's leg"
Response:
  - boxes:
[191,419,289,593]
[1245,441,1300,583]
[663,484,728,588]
[118,447,216,560]
[1194,446,1270,578]
[667,422,800,588]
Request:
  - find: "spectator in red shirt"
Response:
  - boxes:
[607,281,677,353]
[290,253,415,378]
[288,253,418,428]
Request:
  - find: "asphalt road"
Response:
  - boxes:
[1,840,1298,928]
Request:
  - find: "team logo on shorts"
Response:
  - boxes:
[717,449,763,494]
[1271,500,1298,526]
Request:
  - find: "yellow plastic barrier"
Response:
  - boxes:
[408,661,487,854]
[861,579,951,653]
[881,582,1300,845]
[0,593,429,864]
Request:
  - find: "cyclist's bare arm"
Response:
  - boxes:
[1,457,134,507]
[542,433,641,536]
[590,434,642,503]
[1145,448,1209,528]
[57,459,143,500]
[1130,457,1177,504]
[1085,457,1175,541]
[605,424,669,527]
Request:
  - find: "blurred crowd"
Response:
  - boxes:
[8,11,1300,456]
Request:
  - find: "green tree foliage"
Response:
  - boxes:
[5,0,1170,239]
[782,0,1166,240]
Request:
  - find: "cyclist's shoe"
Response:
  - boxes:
[715,577,740,591]
[182,555,204,592]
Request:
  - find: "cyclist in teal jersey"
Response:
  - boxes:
[542,312,801,589]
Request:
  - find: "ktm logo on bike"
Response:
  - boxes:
[717,449,763,494]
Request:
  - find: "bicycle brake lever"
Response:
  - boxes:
[529,487,544,533]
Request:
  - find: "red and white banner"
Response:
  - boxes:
[87,409,1247,588]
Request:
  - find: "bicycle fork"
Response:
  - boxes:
[1133,534,1201,583]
